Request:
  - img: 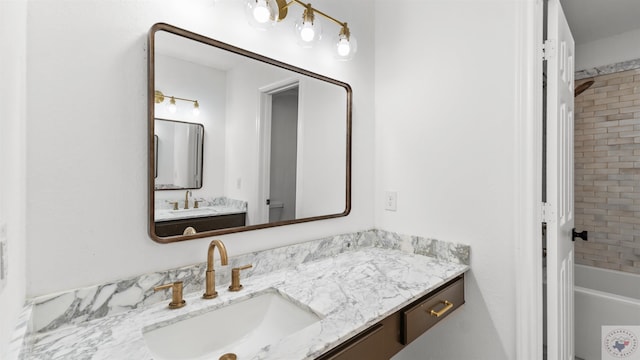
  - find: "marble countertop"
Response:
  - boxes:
[22,247,468,360]
[155,206,246,222]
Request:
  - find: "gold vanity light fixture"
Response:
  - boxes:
[154,90,200,116]
[245,0,357,60]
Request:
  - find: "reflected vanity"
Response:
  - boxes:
[148,23,352,242]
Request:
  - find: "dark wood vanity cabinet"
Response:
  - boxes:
[316,275,465,360]
[316,314,403,360]
[154,213,246,237]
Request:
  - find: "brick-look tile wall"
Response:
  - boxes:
[574,69,640,274]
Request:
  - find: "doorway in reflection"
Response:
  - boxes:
[269,87,299,222]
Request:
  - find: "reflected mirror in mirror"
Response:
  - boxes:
[155,119,204,190]
[148,23,352,243]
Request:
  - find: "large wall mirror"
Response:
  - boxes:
[148,23,352,243]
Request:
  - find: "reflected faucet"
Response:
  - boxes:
[203,240,229,299]
[184,190,191,209]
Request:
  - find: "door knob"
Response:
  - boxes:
[572,228,588,242]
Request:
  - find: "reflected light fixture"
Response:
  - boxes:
[154,90,200,116]
[168,97,177,113]
[246,0,356,59]
[192,101,200,116]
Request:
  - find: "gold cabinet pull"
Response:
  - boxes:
[429,300,453,317]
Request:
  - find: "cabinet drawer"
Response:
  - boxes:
[402,276,464,345]
[317,314,402,360]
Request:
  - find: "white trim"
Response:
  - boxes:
[257,91,272,224]
[514,0,544,358]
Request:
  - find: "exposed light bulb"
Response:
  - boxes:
[294,6,321,47]
[334,24,357,60]
[337,36,351,56]
[192,101,200,116]
[252,0,271,23]
[168,97,177,113]
[300,21,315,42]
[245,0,278,30]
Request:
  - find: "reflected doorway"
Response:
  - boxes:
[257,79,302,224]
[268,87,299,222]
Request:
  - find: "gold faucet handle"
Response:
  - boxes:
[154,281,186,309]
[194,200,199,208]
[229,264,253,292]
[167,200,178,210]
[168,201,179,210]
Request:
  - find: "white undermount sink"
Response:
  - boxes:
[142,291,322,360]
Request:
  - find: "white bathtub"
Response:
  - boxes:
[575,264,640,360]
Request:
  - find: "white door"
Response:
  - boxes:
[545,0,575,359]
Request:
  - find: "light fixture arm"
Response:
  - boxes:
[280,0,347,29]
[339,23,350,39]
[301,3,314,23]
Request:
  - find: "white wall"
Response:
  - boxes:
[575,27,640,70]
[26,0,374,297]
[154,54,226,201]
[376,0,525,358]
[0,0,27,355]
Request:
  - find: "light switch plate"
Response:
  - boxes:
[385,191,397,211]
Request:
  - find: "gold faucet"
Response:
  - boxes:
[184,190,191,209]
[203,240,229,299]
